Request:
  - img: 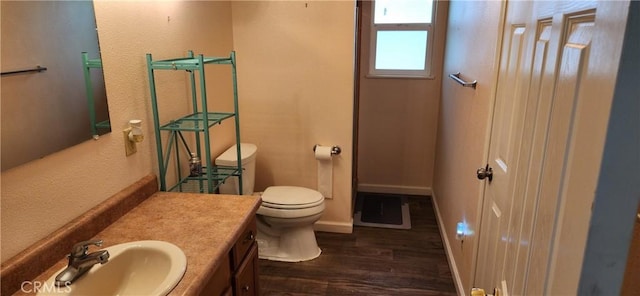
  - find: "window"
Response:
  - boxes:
[369,0,435,78]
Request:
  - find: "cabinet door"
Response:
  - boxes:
[200,255,232,296]
[231,219,257,269]
[233,243,259,296]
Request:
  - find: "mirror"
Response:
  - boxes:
[1,0,111,171]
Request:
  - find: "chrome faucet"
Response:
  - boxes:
[55,239,110,287]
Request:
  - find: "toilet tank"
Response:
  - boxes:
[215,143,257,195]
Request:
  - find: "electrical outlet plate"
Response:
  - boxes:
[123,128,137,156]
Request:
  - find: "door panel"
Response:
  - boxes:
[474,0,628,295]
[475,2,533,292]
[526,12,595,295]
[504,19,553,296]
[475,200,503,290]
[493,25,526,177]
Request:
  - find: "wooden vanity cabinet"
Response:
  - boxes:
[201,217,259,296]
[201,255,232,296]
[230,218,259,296]
[233,244,259,295]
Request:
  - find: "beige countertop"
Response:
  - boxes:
[18,192,261,295]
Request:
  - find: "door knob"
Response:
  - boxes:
[477,164,493,182]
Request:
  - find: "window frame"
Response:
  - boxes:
[368,0,436,79]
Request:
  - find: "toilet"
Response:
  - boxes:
[216,143,325,262]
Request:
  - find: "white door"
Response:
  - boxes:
[475,1,630,295]
[474,0,535,293]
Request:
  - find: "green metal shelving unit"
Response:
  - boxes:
[82,52,110,139]
[146,50,243,194]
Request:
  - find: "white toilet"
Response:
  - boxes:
[216,143,325,262]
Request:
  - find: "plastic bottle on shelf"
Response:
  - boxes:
[189,152,201,177]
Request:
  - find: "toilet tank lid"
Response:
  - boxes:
[215,143,257,166]
[262,186,324,205]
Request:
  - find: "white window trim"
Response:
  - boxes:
[368,0,436,79]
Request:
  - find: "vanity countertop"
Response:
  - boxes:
[17,192,261,295]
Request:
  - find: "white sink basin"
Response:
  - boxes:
[38,240,187,296]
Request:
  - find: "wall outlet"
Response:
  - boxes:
[456,222,466,240]
[123,128,137,156]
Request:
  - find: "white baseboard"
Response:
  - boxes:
[357,183,432,196]
[431,191,466,296]
[314,219,353,234]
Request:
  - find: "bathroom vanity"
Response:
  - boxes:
[203,219,259,295]
[2,175,261,296]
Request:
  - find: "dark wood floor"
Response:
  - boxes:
[259,195,457,296]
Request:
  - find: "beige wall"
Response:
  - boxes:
[0,1,235,262]
[432,0,505,293]
[357,1,447,194]
[230,1,355,231]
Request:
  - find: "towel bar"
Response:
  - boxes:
[449,72,477,89]
[1,65,47,76]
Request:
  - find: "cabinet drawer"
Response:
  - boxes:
[231,218,257,269]
[233,243,259,296]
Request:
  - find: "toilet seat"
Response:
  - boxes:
[258,202,325,219]
[257,186,325,218]
[261,199,324,210]
[260,186,324,209]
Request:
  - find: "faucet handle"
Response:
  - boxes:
[70,239,103,258]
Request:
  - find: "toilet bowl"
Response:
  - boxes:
[215,143,325,262]
[256,186,325,262]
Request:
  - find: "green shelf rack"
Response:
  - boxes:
[82,52,110,139]
[146,51,243,194]
[160,112,236,132]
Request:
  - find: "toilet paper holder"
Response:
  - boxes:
[313,144,341,156]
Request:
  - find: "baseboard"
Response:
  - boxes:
[431,191,466,296]
[357,183,432,196]
[314,219,353,234]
